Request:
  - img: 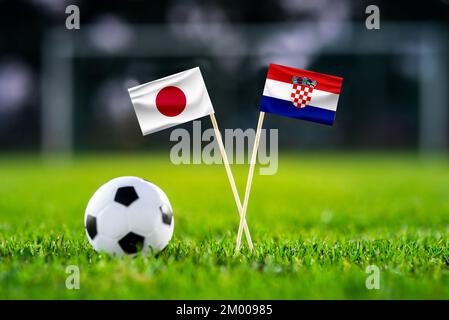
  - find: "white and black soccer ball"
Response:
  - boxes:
[84,176,174,256]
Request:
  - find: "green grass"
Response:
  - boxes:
[1,152,449,299]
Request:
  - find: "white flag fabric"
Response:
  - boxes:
[128,67,214,135]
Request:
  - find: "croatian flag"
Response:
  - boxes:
[260,64,343,125]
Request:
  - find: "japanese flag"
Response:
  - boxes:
[128,67,214,135]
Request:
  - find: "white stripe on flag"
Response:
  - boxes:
[263,78,340,111]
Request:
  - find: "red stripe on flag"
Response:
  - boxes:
[266,63,343,94]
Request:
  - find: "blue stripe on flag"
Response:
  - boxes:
[260,96,336,126]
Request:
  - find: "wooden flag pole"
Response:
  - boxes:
[209,113,254,251]
[235,111,265,251]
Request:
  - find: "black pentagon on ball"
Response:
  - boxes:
[114,186,139,207]
[85,215,97,240]
[118,232,145,254]
[160,204,173,225]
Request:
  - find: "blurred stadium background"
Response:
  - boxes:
[0,0,448,155]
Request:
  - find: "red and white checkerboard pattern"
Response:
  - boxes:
[290,84,313,108]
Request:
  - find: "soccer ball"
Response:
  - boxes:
[84,176,174,256]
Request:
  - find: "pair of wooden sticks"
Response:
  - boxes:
[209,112,266,252]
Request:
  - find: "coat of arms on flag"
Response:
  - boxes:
[290,76,317,108]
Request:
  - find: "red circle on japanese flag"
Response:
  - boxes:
[155,86,186,117]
